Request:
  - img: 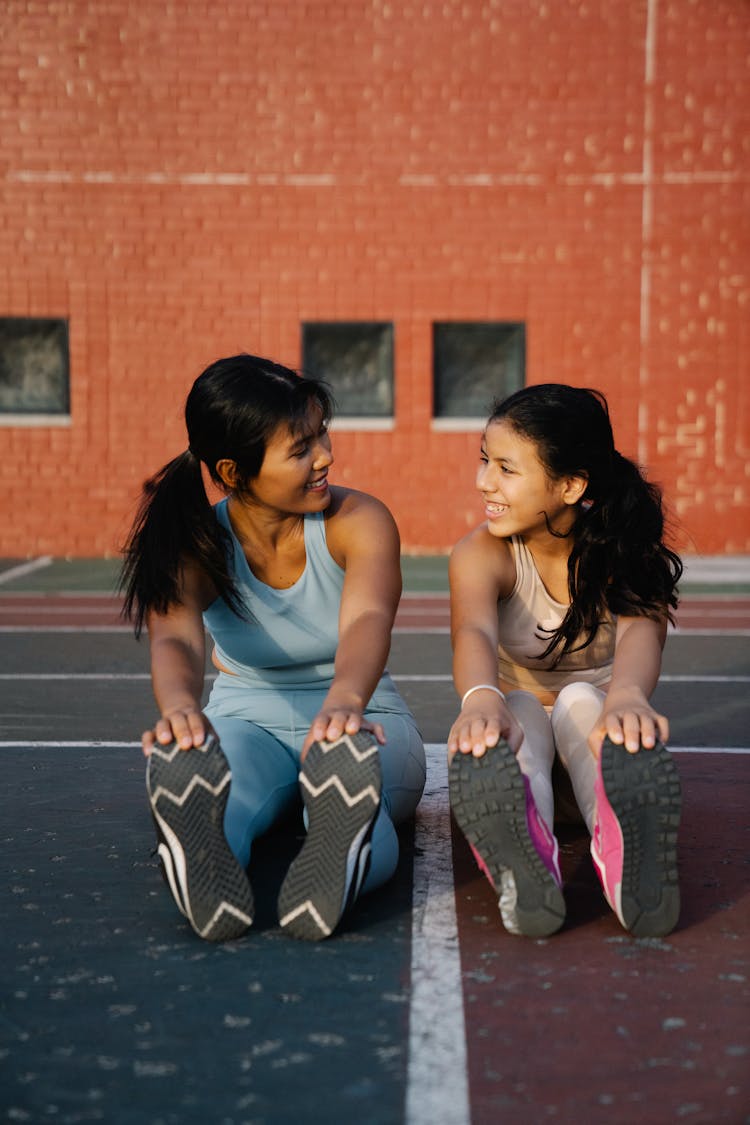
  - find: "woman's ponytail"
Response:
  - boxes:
[120,353,333,637]
[120,449,241,638]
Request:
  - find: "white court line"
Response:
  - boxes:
[676,608,750,617]
[0,557,53,584]
[406,745,469,1125]
[0,605,122,615]
[670,629,750,637]
[2,625,750,637]
[669,747,750,755]
[2,672,750,685]
[0,742,747,753]
[3,609,747,621]
[0,741,143,748]
[0,626,132,633]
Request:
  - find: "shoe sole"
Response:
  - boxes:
[278,732,381,940]
[146,736,254,942]
[598,738,681,938]
[449,744,565,938]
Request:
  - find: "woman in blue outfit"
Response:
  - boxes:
[121,354,426,942]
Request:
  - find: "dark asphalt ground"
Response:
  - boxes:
[1,557,748,1125]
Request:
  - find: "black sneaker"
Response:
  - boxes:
[449,743,566,938]
[146,734,254,941]
[277,732,381,940]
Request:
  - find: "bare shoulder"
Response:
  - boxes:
[325,486,399,553]
[177,556,219,614]
[450,524,515,599]
[327,484,395,521]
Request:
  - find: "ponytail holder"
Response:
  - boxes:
[580,498,593,512]
[461,684,506,708]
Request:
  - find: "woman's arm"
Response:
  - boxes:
[142,562,216,756]
[303,491,402,752]
[588,614,669,756]
[448,530,523,758]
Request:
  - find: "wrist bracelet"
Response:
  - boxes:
[461,683,506,708]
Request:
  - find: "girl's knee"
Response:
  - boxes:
[551,682,604,730]
[505,689,546,718]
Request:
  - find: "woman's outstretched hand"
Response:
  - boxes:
[141,710,216,757]
[302,708,385,759]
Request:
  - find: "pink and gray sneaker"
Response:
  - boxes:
[590,736,681,938]
[449,741,565,937]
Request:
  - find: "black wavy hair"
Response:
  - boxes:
[489,383,682,662]
[120,354,333,636]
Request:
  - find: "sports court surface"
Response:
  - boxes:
[1,555,748,1125]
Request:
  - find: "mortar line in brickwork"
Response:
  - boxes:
[5,169,747,188]
[638,0,658,465]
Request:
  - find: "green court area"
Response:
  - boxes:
[0,555,747,594]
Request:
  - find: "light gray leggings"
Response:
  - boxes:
[507,682,606,834]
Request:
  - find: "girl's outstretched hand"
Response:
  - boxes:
[448,699,524,759]
[588,689,670,757]
[302,709,386,759]
[142,710,216,757]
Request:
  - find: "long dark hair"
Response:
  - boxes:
[120,354,333,636]
[489,383,683,662]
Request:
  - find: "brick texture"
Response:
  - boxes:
[1,0,748,555]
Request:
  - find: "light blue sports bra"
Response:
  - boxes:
[203,499,344,689]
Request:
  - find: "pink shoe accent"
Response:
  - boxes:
[521,775,562,888]
[469,841,496,889]
[590,753,625,924]
[467,777,561,891]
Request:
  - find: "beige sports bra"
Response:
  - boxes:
[497,536,615,694]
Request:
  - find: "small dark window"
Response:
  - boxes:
[433,322,525,419]
[0,318,70,415]
[302,322,394,417]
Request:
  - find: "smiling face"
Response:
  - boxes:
[477,419,585,542]
[218,401,334,516]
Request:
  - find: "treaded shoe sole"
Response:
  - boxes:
[449,744,565,938]
[598,737,681,938]
[146,735,254,942]
[277,732,381,941]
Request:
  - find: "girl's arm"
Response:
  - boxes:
[589,614,669,756]
[303,491,402,753]
[142,562,216,756]
[448,530,523,758]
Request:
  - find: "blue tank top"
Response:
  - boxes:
[203,499,344,689]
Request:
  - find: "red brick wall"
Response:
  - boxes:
[1,0,748,556]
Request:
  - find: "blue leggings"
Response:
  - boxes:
[205,676,426,894]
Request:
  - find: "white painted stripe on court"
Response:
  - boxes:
[0,557,53,584]
[406,744,469,1125]
[0,741,144,748]
[2,625,750,638]
[0,742,747,754]
[0,605,122,615]
[669,747,750,754]
[1,673,749,685]
[0,626,132,633]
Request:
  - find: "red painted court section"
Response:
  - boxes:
[452,755,750,1123]
[1,594,750,631]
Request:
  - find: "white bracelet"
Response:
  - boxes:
[461,684,506,708]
